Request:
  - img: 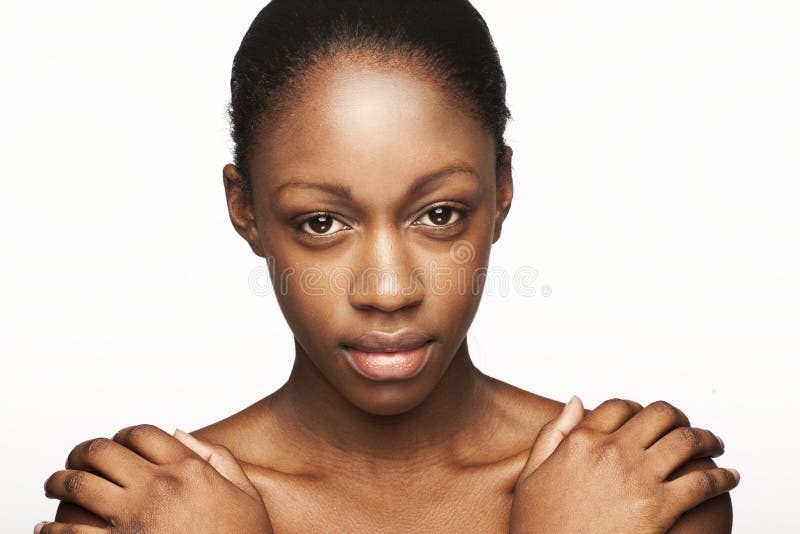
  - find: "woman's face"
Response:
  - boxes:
[225,54,513,416]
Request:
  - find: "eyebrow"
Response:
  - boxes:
[273,164,481,200]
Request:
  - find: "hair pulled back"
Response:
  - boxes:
[229,0,511,195]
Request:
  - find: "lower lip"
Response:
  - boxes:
[343,340,434,381]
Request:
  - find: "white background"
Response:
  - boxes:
[2,1,798,532]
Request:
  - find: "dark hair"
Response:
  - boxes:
[229,0,512,196]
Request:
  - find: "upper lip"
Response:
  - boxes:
[344,328,433,353]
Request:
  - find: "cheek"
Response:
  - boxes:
[286,272,336,321]
[430,258,489,319]
[263,256,339,343]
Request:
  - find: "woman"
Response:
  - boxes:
[37,1,739,532]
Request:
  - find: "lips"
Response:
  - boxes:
[343,328,433,353]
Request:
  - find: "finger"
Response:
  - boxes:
[66,437,154,487]
[517,395,585,481]
[43,469,123,524]
[663,466,740,518]
[113,424,193,464]
[572,398,643,434]
[647,427,725,480]
[55,502,108,528]
[551,396,586,436]
[173,429,263,503]
[615,400,691,448]
[35,521,107,534]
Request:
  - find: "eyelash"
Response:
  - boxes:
[292,202,471,241]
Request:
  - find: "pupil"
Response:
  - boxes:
[430,207,452,225]
[309,215,332,234]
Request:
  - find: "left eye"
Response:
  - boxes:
[299,214,348,236]
[416,206,463,227]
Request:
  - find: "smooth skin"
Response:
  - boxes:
[38,52,738,532]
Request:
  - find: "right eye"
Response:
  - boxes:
[297,213,349,237]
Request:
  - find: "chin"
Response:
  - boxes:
[344,381,435,417]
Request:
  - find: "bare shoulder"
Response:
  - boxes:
[476,374,570,461]
[485,374,567,425]
[186,394,293,470]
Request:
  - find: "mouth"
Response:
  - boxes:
[344,328,433,353]
[341,328,434,381]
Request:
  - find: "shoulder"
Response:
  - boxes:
[186,396,278,464]
[485,375,566,427]
[185,394,311,479]
[476,374,569,461]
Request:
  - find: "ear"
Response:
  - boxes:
[223,163,266,258]
[492,146,514,244]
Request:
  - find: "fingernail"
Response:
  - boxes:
[34,521,49,534]
[565,395,577,409]
[727,468,740,482]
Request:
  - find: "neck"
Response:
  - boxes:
[272,337,494,470]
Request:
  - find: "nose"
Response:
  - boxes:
[348,228,425,313]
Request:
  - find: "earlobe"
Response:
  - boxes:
[222,163,266,258]
[492,146,514,244]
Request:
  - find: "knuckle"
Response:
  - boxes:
[648,400,687,425]
[213,443,231,455]
[116,423,155,442]
[150,472,182,498]
[63,472,84,495]
[649,400,678,416]
[601,397,629,409]
[695,470,718,494]
[626,398,644,410]
[600,397,639,417]
[564,426,595,449]
[211,444,233,461]
[594,439,624,466]
[84,437,111,459]
[539,420,556,432]
[679,427,702,449]
[128,424,158,440]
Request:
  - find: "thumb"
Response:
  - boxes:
[517,395,585,482]
[173,429,262,503]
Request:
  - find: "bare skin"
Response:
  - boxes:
[189,373,562,532]
[40,52,736,533]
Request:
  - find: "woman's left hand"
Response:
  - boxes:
[37,424,273,533]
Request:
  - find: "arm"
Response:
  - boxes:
[666,457,733,534]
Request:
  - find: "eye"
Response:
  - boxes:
[414,204,466,228]
[297,213,349,237]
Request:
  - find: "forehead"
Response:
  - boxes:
[248,53,495,198]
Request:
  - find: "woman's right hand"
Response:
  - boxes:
[510,397,739,534]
